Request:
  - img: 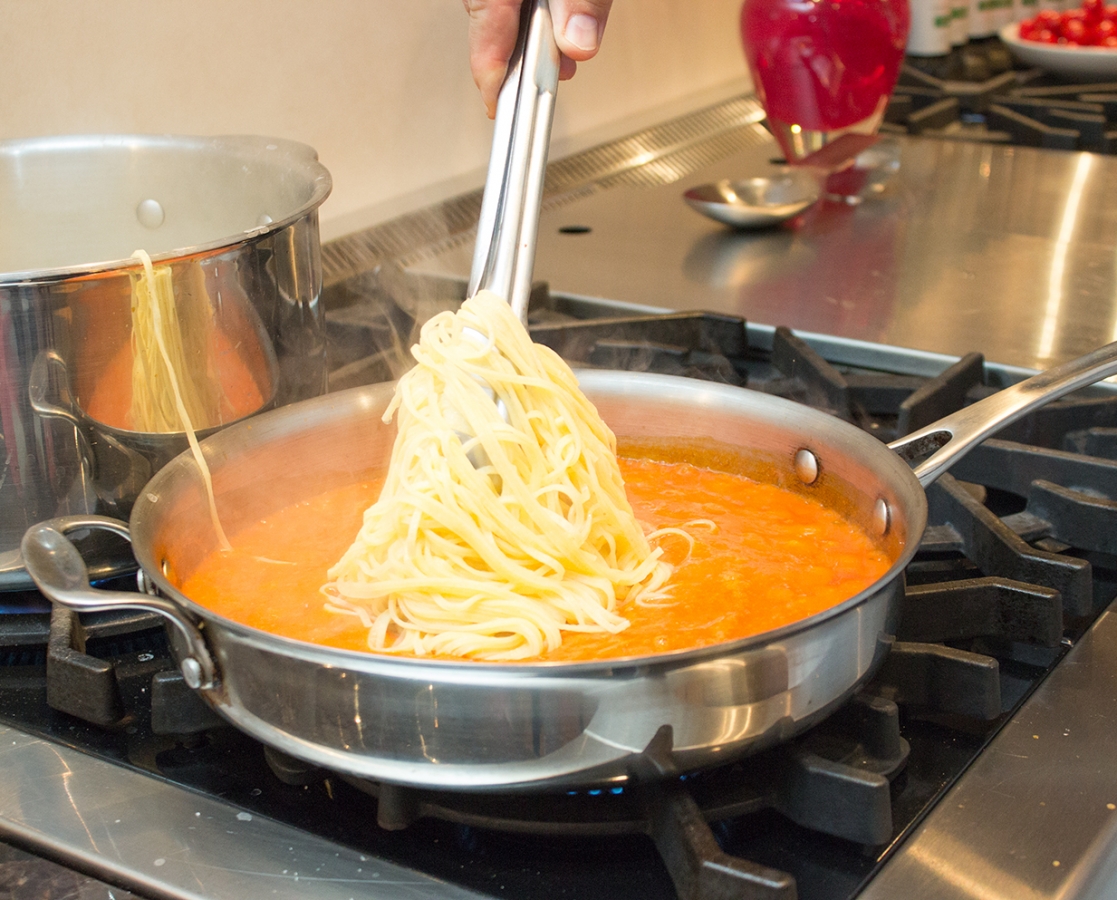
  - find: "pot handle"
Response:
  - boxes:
[20,516,218,691]
[889,340,1117,487]
[28,349,82,427]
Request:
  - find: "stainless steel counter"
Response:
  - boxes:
[862,601,1117,900]
[412,125,1117,373]
[0,724,482,900]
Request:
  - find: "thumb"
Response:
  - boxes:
[550,0,614,61]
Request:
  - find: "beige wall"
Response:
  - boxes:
[0,0,750,241]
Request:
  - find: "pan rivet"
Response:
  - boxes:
[794,449,819,484]
[873,498,891,536]
[136,198,165,229]
[181,658,203,690]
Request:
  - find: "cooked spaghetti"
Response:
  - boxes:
[130,249,230,550]
[323,290,675,661]
[129,250,223,433]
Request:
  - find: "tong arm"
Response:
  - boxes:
[468,0,561,323]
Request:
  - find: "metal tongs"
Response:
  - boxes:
[467,0,561,323]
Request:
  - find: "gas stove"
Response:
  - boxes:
[7,64,1117,899]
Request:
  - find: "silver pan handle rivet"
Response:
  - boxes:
[794,448,819,484]
[136,198,165,229]
[181,657,204,690]
[872,498,891,537]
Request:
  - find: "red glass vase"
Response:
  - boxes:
[740,0,910,171]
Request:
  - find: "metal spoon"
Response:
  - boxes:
[683,169,821,229]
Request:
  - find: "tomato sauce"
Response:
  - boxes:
[178,458,894,662]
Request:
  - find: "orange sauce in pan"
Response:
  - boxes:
[178,458,894,662]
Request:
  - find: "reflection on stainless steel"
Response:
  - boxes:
[1039,152,1094,361]
[413,130,1117,374]
[0,135,332,589]
[822,136,903,205]
[682,225,825,296]
[860,605,1117,900]
[26,263,281,519]
[0,724,480,900]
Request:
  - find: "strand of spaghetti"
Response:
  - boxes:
[131,250,231,552]
[130,260,221,432]
[324,290,679,660]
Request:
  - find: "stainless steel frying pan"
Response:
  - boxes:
[21,342,1117,792]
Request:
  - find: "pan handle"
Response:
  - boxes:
[20,517,219,691]
[889,340,1117,487]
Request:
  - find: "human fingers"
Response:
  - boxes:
[464,0,614,117]
[550,0,614,62]
[463,0,523,118]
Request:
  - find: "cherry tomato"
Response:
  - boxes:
[1019,0,1117,45]
[1060,17,1088,40]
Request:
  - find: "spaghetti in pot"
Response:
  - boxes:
[129,251,223,433]
[323,291,678,661]
[130,249,230,550]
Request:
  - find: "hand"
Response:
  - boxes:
[463,0,614,118]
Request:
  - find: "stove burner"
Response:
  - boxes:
[256,697,908,900]
[262,692,908,842]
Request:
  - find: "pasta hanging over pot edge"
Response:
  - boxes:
[130,249,231,551]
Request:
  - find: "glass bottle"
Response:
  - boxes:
[740,0,911,171]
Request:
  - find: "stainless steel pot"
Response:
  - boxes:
[0,134,332,588]
[21,344,1117,792]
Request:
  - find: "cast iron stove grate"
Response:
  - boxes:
[889,40,1117,152]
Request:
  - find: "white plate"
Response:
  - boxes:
[1001,22,1117,80]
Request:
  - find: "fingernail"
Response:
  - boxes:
[564,14,600,52]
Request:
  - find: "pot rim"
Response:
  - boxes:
[0,133,332,284]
